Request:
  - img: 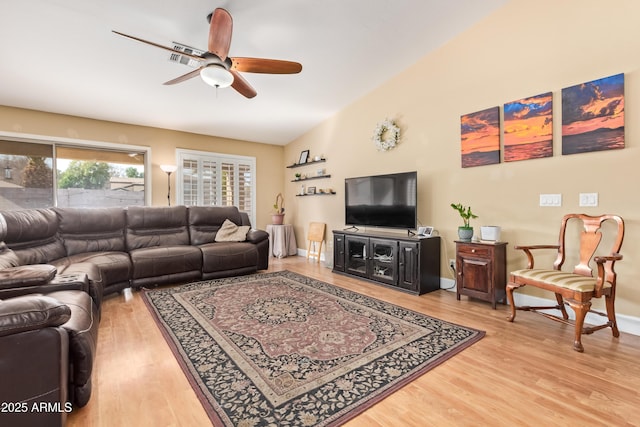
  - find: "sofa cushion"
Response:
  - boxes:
[215,219,250,242]
[200,242,258,273]
[129,245,202,280]
[54,207,127,255]
[0,209,66,264]
[126,206,190,250]
[188,206,243,245]
[0,294,71,338]
[52,252,131,293]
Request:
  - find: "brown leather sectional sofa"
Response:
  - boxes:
[0,205,269,427]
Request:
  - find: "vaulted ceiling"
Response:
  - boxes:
[1,0,508,145]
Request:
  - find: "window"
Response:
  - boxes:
[0,140,54,210]
[177,149,256,225]
[0,136,149,211]
[56,145,146,208]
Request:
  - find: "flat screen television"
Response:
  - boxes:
[345,171,417,229]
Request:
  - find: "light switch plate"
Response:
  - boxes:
[539,193,562,207]
[579,192,598,207]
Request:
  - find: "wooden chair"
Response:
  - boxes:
[306,222,326,263]
[506,213,624,352]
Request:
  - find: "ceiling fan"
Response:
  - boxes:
[113,8,302,98]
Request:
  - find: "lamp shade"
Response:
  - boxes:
[200,65,234,88]
[160,164,177,174]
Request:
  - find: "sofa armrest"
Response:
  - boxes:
[246,229,269,244]
[0,265,96,305]
[0,294,71,338]
[0,264,58,289]
[247,230,270,270]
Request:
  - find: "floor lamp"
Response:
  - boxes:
[160,165,177,206]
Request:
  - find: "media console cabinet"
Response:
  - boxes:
[332,230,441,295]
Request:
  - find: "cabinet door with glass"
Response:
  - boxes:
[345,235,369,278]
[369,238,398,285]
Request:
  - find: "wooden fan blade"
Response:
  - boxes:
[208,8,233,61]
[112,30,204,62]
[231,57,302,74]
[230,70,257,98]
[163,68,203,85]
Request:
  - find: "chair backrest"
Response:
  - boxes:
[308,222,325,243]
[554,214,624,281]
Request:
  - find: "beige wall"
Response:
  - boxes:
[285,0,640,318]
[0,106,284,228]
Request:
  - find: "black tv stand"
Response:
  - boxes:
[332,229,441,295]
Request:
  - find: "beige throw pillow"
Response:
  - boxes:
[215,219,250,242]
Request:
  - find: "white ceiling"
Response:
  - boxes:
[1,0,508,145]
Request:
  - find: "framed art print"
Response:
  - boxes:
[298,150,310,164]
[504,92,553,162]
[460,106,500,168]
[562,73,624,155]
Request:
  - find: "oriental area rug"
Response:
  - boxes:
[142,271,484,426]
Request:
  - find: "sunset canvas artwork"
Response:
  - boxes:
[460,106,500,168]
[562,73,624,155]
[503,92,553,162]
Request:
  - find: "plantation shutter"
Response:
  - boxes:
[182,158,199,206]
[202,159,218,206]
[177,150,256,225]
[220,161,235,206]
[238,162,252,214]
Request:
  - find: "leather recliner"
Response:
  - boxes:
[0,243,100,416]
[0,287,98,427]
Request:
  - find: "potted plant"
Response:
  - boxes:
[294,173,302,180]
[451,203,477,242]
[272,193,285,224]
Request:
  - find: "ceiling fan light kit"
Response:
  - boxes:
[112,8,301,98]
[200,65,234,88]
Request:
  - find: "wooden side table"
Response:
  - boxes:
[455,241,507,309]
[266,224,297,258]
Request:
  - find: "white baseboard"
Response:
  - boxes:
[439,277,640,337]
[296,249,328,264]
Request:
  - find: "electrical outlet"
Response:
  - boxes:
[449,259,456,270]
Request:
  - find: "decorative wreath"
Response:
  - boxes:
[372,119,400,151]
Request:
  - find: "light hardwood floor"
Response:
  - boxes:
[68,257,640,426]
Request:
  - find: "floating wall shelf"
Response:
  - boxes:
[286,159,326,169]
[291,174,331,182]
[296,191,337,197]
